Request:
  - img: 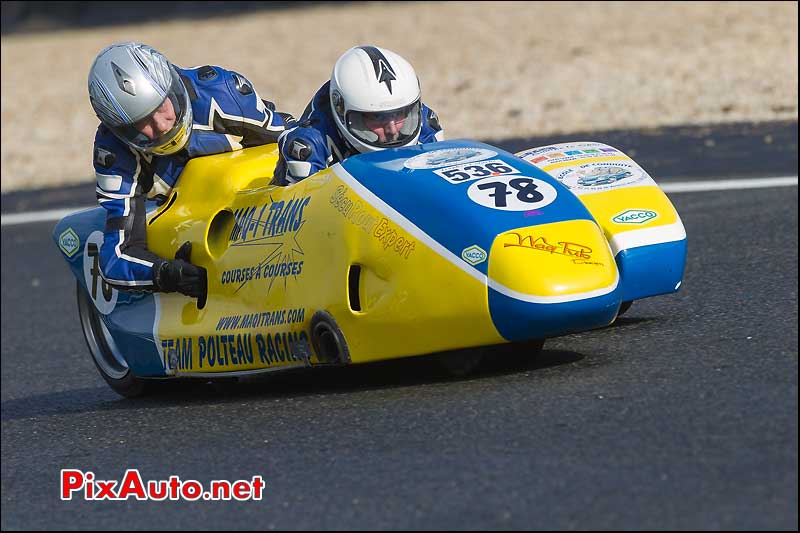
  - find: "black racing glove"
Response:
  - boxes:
[153,242,207,299]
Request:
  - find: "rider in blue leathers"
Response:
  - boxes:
[89,42,290,298]
[273,46,443,185]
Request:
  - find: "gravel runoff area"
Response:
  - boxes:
[1,1,797,192]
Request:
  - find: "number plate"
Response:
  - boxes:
[433,159,520,184]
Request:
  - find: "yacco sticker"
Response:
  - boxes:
[82,231,118,315]
[59,228,80,258]
[556,162,649,193]
[461,245,487,266]
[612,209,658,224]
[433,159,520,184]
[404,148,497,170]
[467,176,558,212]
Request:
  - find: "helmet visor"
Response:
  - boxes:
[108,67,192,155]
[346,100,421,149]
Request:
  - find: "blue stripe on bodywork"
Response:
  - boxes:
[53,206,166,377]
[488,285,622,341]
[103,292,164,376]
[339,140,594,276]
[616,239,687,302]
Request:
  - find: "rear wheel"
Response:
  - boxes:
[76,282,147,397]
[309,310,350,365]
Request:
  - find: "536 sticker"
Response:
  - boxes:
[467,176,558,211]
[434,159,519,184]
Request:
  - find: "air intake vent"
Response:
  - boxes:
[348,264,362,312]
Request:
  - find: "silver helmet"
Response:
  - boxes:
[88,42,192,155]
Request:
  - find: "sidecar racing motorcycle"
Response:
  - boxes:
[53,139,686,396]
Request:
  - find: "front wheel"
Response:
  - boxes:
[437,338,546,376]
[76,282,147,397]
[437,349,485,377]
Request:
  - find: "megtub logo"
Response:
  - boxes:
[612,209,658,224]
[462,245,487,265]
[59,228,80,258]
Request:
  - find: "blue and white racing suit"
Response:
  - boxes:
[272,81,444,185]
[93,65,288,290]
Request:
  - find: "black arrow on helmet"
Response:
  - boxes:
[358,46,397,94]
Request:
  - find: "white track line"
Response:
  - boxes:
[1,176,797,227]
[660,176,797,193]
[2,207,95,227]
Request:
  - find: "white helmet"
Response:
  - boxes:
[88,42,192,156]
[329,46,422,154]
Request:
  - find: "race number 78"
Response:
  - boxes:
[467,176,558,211]
[476,178,544,208]
[87,243,114,302]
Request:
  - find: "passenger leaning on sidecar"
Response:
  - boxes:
[272,45,444,185]
[89,42,292,299]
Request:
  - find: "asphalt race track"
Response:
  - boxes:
[2,126,798,530]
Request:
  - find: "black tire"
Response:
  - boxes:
[309,310,350,364]
[484,338,546,372]
[76,282,148,397]
[618,300,633,317]
[437,338,546,376]
[437,349,485,377]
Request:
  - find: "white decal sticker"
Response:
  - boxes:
[467,176,558,211]
[517,142,621,165]
[612,209,659,224]
[404,148,497,170]
[58,228,80,258]
[558,162,649,193]
[433,159,520,184]
[82,231,118,315]
[461,245,487,265]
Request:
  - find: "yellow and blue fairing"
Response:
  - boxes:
[53,139,685,378]
[517,142,687,303]
[336,141,623,341]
